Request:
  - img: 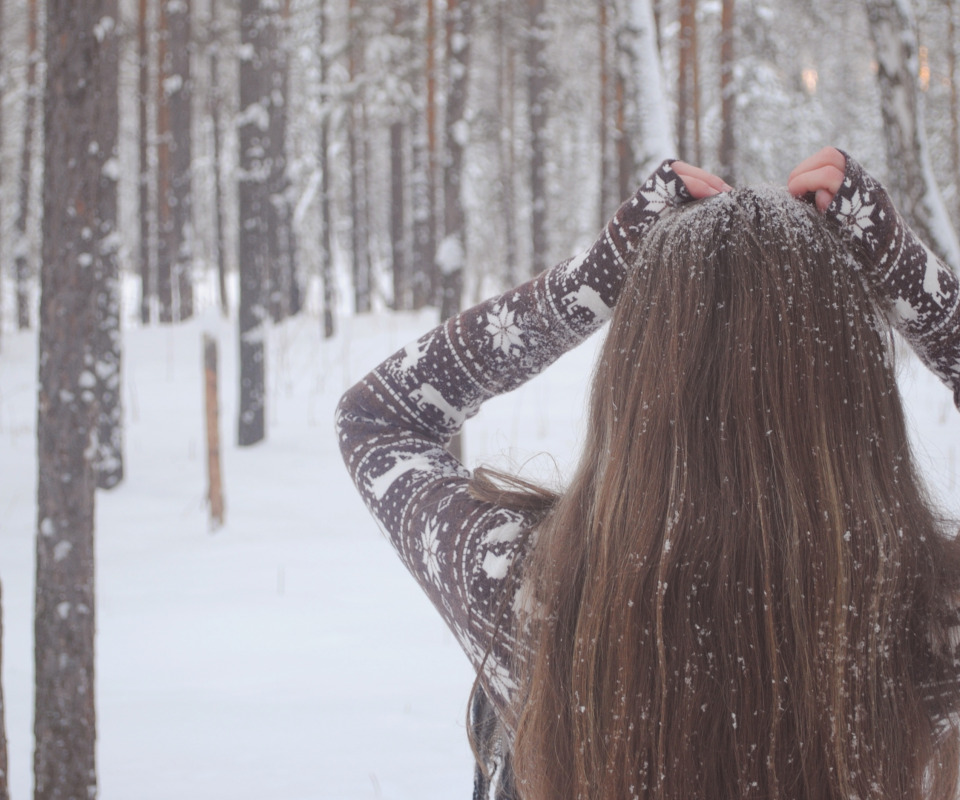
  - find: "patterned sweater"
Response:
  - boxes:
[335,157,960,732]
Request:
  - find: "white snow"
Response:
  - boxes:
[0,297,957,800]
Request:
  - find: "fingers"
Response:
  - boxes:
[671,160,733,199]
[787,147,846,211]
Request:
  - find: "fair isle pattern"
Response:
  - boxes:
[830,154,960,409]
[335,161,692,721]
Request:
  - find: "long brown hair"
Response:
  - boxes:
[473,188,960,800]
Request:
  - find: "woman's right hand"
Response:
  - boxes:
[787,146,846,212]
[790,147,960,409]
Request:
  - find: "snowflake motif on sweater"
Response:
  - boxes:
[485,304,524,356]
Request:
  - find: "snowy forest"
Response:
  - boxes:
[0,0,959,798]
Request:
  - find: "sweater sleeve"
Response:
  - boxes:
[335,160,691,715]
[827,155,960,409]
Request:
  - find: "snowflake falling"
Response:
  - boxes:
[485,304,524,356]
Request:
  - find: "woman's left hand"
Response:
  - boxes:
[671,161,733,199]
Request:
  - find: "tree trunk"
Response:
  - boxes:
[410,0,438,309]
[138,0,153,324]
[677,0,701,164]
[15,0,40,331]
[156,1,173,321]
[266,0,298,322]
[93,1,123,491]
[238,0,269,446]
[0,580,8,800]
[390,120,408,309]
[598,0,613,228]
[35,0,116,794]
[156,0,193,322]
[526,0,548,277]
[318,0,335,337]
[497,0,519,288]
[440,0,472,319]
[210,0,229,317]
[864,0,960,268]
[613,0,673,179]
[0,0,5,349]
[947,0,959,223]
[169,0,194,319]
[348,0,371,313]
[718,0,736,184]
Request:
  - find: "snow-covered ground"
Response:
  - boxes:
[0,303,957,799]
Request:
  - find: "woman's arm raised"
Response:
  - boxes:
[335,160,708,714]
[790,147,960,409]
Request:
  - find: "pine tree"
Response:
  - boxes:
[15,0,40,331]
[238,0,269,446]
[439,0,473,319]
[35,0,118,794]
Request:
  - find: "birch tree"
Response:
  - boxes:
[864,0,960,268]
[35,0,118,793]
[612,0,673,179]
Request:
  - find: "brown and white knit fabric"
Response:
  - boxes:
[336,160,693,722]
[829,153,960,409]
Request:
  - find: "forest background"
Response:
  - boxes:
[1,0,960,798]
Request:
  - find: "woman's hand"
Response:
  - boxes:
[671,161,732,199]
[787,147,846,212]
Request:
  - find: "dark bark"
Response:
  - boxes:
[390,120,407,309]
[156,0,194,322]
[267,0,298,322]
[35,0,115,795]
[410,0,438,310]
[170,0,194,319]
[156,2,173,321]
[526,0,548,277]
[948,0,959,222]
[238,0,268,446]
[16,0,40,331]
[318,0,335,338]
[598,0,613,229]
[497,0,518,289]
[719,0,736,185]
[348,0,371,313]
[138,0,152,324]
[440,0,473,321]
[93,0,123,490]
[677,0,701,164]
[210,0,229,317]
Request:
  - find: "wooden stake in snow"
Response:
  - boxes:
[204,334,225,529]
